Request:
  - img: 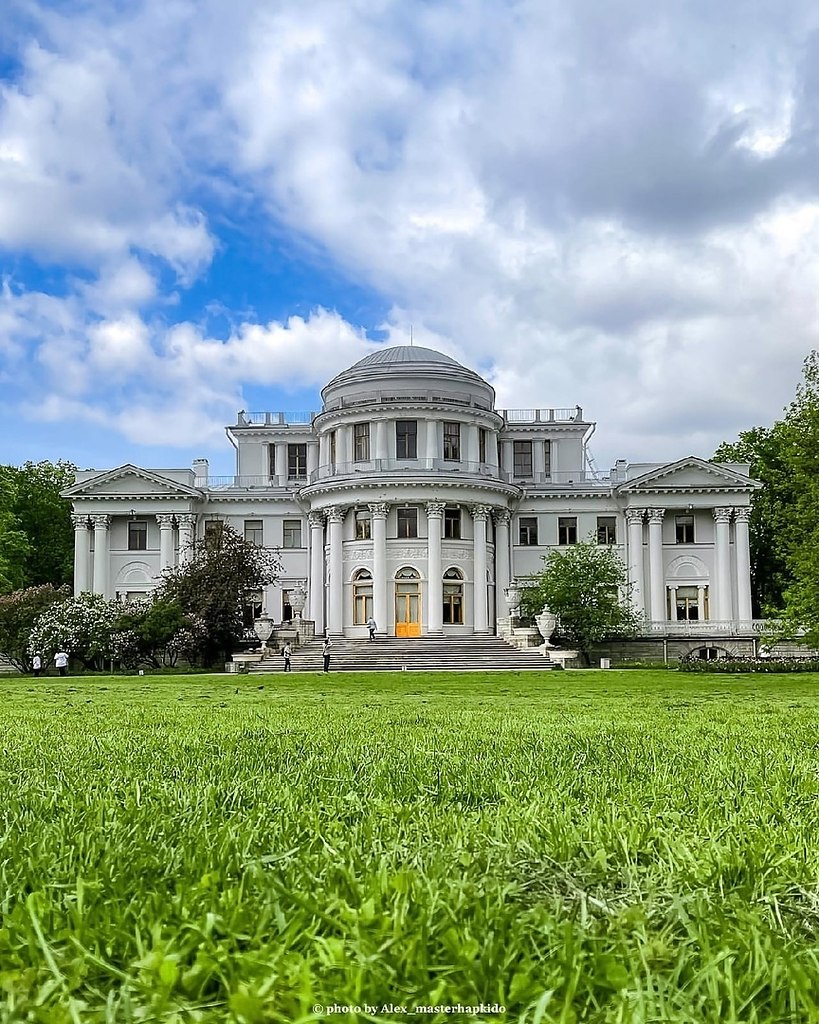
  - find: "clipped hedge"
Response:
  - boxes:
[680,654,819,673]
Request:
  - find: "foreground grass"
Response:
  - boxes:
[1,670,819,1023]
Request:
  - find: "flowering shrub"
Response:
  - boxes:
[28,592,123,669]
[679,654,819,673]
[0,584,70,670]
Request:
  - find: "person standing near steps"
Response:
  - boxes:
[322,637,332,673]
[282,641,292,672]
[366,616,377,641]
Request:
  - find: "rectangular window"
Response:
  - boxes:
[479,428,487,464]
[396,420,417,459]
[128,521,147,551]
[444,507,461,539]
[519,516,538,546]
[244,520,264,546]
[269,444,276,478]
[596,516,616,545]
[355,510,371,540]
[287,443,307,480]
[558,517,578,545]
[544,440,551,478]
[676,515,695,543]
[397,507,418,538]
[443,421,461,461]
[283,520,302,548]
[514,441,533,477]
[354,422,370,462]
[282,590,292,621]
[329,430,337,467]
[204,520,222,537]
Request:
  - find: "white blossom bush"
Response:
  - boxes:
[28,592,123,669]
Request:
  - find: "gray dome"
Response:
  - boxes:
[324,345,486,394]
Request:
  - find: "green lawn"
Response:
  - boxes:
[2,670,819,1023]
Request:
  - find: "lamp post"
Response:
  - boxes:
[253,613,273,651]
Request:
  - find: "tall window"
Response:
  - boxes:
[329,430,337,467]
[397,507,418,538]
[268,444,277,478]
[444,507,461,539]
[288,444,307,480]
[443,568,464,624]
[204,520,223,538]
[514,441,533,477]
[354,423,370,462]
[675,515,695,543]
[282,590,292,621]
[543,440,551,478]
[479,428,487,464]
[128,521,147,551]
[355,510,371,540]
[283,520,302,548]
[244,520,264,546]
[558,517,578,545]
[443,421,461,461]
[352,569,374,624]
[519,516,538,546]
[396,420,417,459]
[596,516,616,545]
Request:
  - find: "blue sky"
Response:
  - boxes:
[2,0,819,475]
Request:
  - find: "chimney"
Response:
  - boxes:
[193,458,209,485]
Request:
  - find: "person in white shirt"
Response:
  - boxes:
[54,651,69,676]
[32,653,42,678]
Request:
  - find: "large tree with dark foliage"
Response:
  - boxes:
[156,523,280,664]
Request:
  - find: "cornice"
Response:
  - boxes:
[298,477,521,501]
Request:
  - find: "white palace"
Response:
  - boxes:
[64,346,760,648]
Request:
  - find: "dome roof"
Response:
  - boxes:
[324,345,486,394]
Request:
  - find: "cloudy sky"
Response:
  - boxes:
[1,0,818,474]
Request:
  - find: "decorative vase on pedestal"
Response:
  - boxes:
[535,607,557,649]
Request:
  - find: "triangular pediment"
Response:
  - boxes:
[616,457,760,494]
[63,464,201,499]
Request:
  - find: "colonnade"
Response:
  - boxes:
[306,502,512,636]
[626,506,753,623]
[71,512,197,598]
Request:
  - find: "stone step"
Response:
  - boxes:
[246,636,556,673]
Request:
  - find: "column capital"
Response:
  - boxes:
[71,513,90,530]
[326,506,346,525]
[713,507,733,524]
[308,511,324,529]
[646,508,665,524]
[733,506,752,523]
[156,513,176,527]
[425,501,446,518]
[624,508,646,525]
[367,502,389,519]
[91,514,111,529]
[493,508,511,526]
[177,513,197,527]
[471,504,491,522]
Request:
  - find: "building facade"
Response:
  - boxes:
[64,346,759,642]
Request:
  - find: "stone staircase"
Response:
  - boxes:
[247,635,557,673]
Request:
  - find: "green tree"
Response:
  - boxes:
[713,424,793,615]
[9,460,76,587]
[114,598,207,668]
[0,584,70,670]
[0,471,30,593]
[157,524,279,665]
[520,538,641,664]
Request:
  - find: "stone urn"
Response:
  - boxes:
[290,584,307,622]
[535,606,557,649]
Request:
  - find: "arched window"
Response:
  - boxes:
[352,568,373,624]
[443,567,464,625]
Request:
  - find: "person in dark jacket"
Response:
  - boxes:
[322,637,332,673]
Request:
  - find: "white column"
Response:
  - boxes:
[533,440,546,479]
[625,509,645,615]
[494,509,511,626]
[374,420,388,462]
[72,514,91,594]
[714,507,733,621]
[734,507,753,622]
[275,442,287,485]
[472,505,490,633]
[339,426,353,467]
[466,424,479,465]
[697,584,707,621]
[306,442,319,480]
[318,432,330,470]
[667,585,677,622]
[501,439,513,476]
[327,507,345,635]
[647,508,666,623]
[91,514,110,598]
[489,431,499,469]
[370,502,388,633]
[308,512,325,635]
[157,514,175,571]
[425,419,438,463]
[426,502,445,633]
[177,514,196,564]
